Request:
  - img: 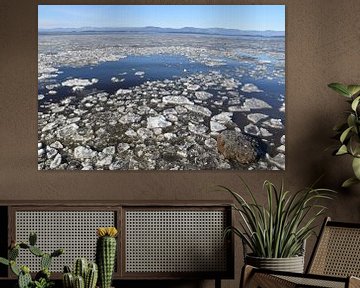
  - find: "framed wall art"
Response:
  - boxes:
[37,5,285,171]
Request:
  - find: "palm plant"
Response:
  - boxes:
[221,179,334,258]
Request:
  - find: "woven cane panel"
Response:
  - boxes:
[277,275,345,288]
[310,226,360,277]
[15,211,115,272]
[125,210,227,273]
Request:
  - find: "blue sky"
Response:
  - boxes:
[38,5,285,31]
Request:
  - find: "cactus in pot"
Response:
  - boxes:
[96,227,118,288]
[0,232,63,288]
[62,259,98,288]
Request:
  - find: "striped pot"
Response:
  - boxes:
[245,254,305,273]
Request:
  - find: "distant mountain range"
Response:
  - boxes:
[38,26,285,37]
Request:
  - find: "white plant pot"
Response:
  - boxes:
[245,254,305,273]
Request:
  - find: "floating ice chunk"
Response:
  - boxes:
[134,71,145,76]
[259,60,271,64]
[280,135,285,144]
[74,146,97,159]
[267,153,285,170]
[212,112,233,124]
[117,143,130,153]
[147,115,172,129]
[241,98,272,110]
[50,153,62,169]
[279,102,285,112]
[260,128,273,137]
[38,74,58,80]
[205,138,217,149]
[163,96,194,106]
[39,67,59,74]
[210,121,227,132]
[263,118,284,129]
[247,113,269,124]
[119,112,141,124]
[62,78,96,87]
[195,91,213,100]
[46,83,60,90]
[38,94,45,100]
[186,84,201,91]
[188,122,208,135]
[125,129,137,138]
[222,78,239,90]
[228,106,250,112]
[72,86,85,92]
[241,83,263,93]
[244,123,261,136]
[116,88,132,95]
[277,145,285,153]
[111,77,120,83]
[42,122,58,132]
[184,105,212,117]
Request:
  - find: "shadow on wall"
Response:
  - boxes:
[298,108,360,221]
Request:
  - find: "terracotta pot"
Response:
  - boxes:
[245,254,305,273]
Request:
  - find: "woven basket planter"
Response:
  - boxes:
[245,254,305,273]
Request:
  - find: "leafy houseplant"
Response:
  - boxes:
[0,232,63,288]
[221,179,334,272]
[328,83,360,187]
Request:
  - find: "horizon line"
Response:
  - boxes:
[38,26,285,32]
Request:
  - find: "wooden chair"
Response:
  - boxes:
[241,217,360,288]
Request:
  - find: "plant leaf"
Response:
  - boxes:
[347,85,360,97]
[340,127,352,143]
[352,157,360,179]
[328,83,350,97]
[336,144,348,155]
[351,96,360,111]
[342,177,360,188]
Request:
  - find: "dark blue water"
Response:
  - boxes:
[39,55,211,102]
[39,53,284,123]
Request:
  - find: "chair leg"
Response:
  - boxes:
[215,278,221,288]
[240,265,255,288]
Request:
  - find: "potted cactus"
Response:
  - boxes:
[0,232,63,288]
[96,227,118,288]
[62,258,98,288]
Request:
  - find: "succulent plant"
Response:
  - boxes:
[0,232,63,288]
[96,227,118,288]
[63,260,98,288]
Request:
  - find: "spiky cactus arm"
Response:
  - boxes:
[18,267,32,288]
[85,263,98,288]
[74,258,88,280]
[73,275,85,288]
[63,272,74,288]
[41,254,52,270]
[96,227,118,288]
[0,257,9,266]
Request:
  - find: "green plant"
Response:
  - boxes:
[328,83,360,187]
[62,259,98,288]
[0,232,63,288]
[96,227,118,288]
[221,178,334,258]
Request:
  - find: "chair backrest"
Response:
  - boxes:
[307,217,360,277]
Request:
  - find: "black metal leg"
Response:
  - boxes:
[215,278,221,288]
